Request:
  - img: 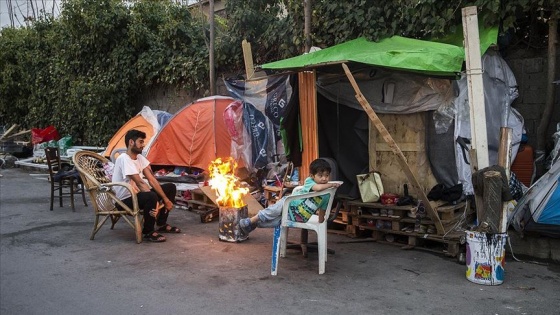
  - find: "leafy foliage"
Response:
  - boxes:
[0,0,556,146]
[0,0,207,145]
[223,0,558,59]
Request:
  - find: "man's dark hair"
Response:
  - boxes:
[125,129,146,147]
[309,158,331,175]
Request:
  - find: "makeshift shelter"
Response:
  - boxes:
[261,26,524,237]
[103,106,171,158]
[145,96,236,171]
[511,160,560,238]
[261,27,522,194]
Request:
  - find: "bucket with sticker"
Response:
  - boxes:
[465,231,507,285]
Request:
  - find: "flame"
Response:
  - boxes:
[208,157,248,208]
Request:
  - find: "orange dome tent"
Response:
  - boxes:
[103,107,170,159]
[145,96,238,171]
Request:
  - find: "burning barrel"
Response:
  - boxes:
[218,205,249,242]
[209,157,250,243]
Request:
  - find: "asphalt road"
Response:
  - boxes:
[1,167,559,315]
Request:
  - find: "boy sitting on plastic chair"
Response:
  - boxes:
[240,159,341,234]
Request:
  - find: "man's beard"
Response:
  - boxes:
[131,146,143,154]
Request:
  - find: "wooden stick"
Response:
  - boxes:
[341,63,445,235]
[498,127,513,233]
[6,129,31,139]
[0,124,19,141]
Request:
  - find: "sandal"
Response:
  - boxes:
[144,232,166,242]
[157,224,181,233]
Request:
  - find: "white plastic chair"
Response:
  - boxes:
[271,186,338,275]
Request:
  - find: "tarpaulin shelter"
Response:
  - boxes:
[145,96,236,171]
[261,26,523,235]
[263,28,498,76]
[102,106,171,159]
[511,160,560,238]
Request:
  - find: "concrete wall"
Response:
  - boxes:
[505,51,560,151]
[508,232,560,263]
[135,78,231,114]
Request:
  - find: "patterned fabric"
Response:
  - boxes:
[509,172,525,201]
[287,177,330,222]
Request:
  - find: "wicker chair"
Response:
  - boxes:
[72,150,143,243]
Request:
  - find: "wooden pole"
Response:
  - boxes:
[209,0,215,95]
[342,63,445,235]
[498,127,513,233]
[242,40,255,80]
[0,124,18,141]
[462,6,489,169]
[304,0,312,53]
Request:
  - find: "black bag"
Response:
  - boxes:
[427,183,463,202]
[53,169,82,184]
[427,184,445,200]
[441,184,463,202]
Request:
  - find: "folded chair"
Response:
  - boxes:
[271,186,339,275]
[73,150,144,243]
[45,147,87,211]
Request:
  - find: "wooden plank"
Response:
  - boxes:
[370,113,437,196]
[199,186,263,216]
[5,129,30,139]
[462,6,489,169]
[498,127,513,233]
[298,70,318,179]
[342,63,445,235]
[0,124,18,141]
[375,142,420,152]
[242,39,255,80]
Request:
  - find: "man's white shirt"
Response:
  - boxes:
[112,153,151,200]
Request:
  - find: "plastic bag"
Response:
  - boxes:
[31,126,60,144]
[57,135,73,156]
[356,171,384,203]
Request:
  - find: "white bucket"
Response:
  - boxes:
[465,231,507,285]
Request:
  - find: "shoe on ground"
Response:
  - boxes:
[401,226,414,233]
[239,218,255,235]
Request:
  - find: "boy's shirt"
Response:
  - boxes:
[288,177,330,222]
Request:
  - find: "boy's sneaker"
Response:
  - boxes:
[239,218,255,235]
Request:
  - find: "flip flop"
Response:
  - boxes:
[144,232,166,242]
[157,224,181,233]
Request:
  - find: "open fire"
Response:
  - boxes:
[208,157,249,207]
[209,157,249,242]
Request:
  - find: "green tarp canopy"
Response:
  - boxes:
[262,27,498,77]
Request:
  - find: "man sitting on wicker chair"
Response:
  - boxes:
[112,129,180,242]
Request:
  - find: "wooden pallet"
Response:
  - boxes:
[176,188,219,223]
[370,229,466,258]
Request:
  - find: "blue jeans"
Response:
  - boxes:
[256,196,287,228]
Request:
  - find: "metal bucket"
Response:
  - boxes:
[218,205,249,242]
[465,231,507,285]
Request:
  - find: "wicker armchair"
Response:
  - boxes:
[72,150,143,243]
